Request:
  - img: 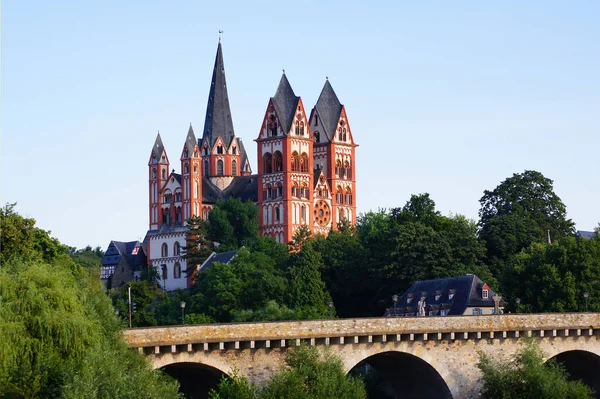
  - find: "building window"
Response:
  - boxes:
[175,190,182,202]
[217,145,224,154]
[295,120,300,135]
[292,182,298,197]
[161,243,168,257]
[315,114,318,126]
[275,182,283,198]
[174,242,180,256]
[301,184,309,199]
[232,160,237,176]
[162,169,166,179]
[174,263,181,279]
[300,121,305,135]
[440,310,446,316]
[345,187,353,205]
[232,147,237,155]
[291,152,300,172]
[482,289,488,299]
[344,161,351,179]
[161,264,168,280]
[336,186,343,204]
[314,131,320,143]
[275,206,280,222]
[335,160,342,176]
[301,205,306,223]
[263,153,273,173]
[274,151,283,172]
[264,184,272,200]
[184,164,189,174]
[204,160,209,175]
[217,160,224,175]
[268,114,278,136]
[472,308,482,315]
[300,153,309,172]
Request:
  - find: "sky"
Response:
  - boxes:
[2,1,599,249]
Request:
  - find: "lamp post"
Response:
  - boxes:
[392,294,399,317]
[180,301,186,324]
[327,301,334,318]
[515,297,521,314]
[583,292,589,312]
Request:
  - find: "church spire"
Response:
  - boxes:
[272,73,300,135]
[201,42,235,148]
[314,80,343,141]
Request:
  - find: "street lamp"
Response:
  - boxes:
[327,301,334,318]
[515,298,521,314]
[180,301,186,324]
[392,294,399,317]
[583,292,589,312]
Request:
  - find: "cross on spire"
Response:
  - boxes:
[218,30,223,43]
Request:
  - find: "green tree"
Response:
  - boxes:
[478,170,575,278]
[207,197,260,250]
[182,216,214,275]
[68,245,104,268]
[478,342,592,399]
[209,346,366,399]
[504,237,600,312]
[287,243,332,319]
[232,300,298,322]
[0,208,180,398]
[111,279,165,327]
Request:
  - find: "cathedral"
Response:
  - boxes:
[145,42,357,290]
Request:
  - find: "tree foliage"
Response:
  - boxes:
[478,342,592,399]
[478,170,575,277]
[0,207,180,398]
[209,346,366,399]
[207,197,260,250]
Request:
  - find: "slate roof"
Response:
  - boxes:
[198,250,238,272]
[201,42,236,148]
[202,177,224,203]
[577,230,597,240]
[237,138,250,173]
[172,173,182,185]
[182,124,197,157]
[223,174,259,202]
[149,133,165,163]
[313,80,343,141]
[384,274,503,317]
[272,73,300,135]
[101,240,147,274]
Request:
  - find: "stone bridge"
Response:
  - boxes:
[124,313,600,398]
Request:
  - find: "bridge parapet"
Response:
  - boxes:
[124,313,600,356]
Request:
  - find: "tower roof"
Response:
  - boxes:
[314,79,343,141]
[183,124,197,157]
[272,73,300,135]
[202,42,235,148]
[149,132,166,163]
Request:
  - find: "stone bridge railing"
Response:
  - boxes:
[124,313,600,356]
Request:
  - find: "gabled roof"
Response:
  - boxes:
[198,250,239,272]
[182,124,197,158]
[149,133,166,164]
[223,174,259,202]
[384,274,503,317]
[272,73,300,135]
[201,42,236,148]
[101,240,146,273]
[237,138,251,173]
[313,80,343,141]
[172,173,181,185]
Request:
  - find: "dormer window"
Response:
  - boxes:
[448,290,455,300]
[232,147,237,155]
[407,294,413,304]
[217,146,224,154]
[482,289,489,299]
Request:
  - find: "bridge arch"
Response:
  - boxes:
[547,349,600,397]
[346,349,452,399]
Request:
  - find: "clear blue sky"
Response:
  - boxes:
[2,1,599,249]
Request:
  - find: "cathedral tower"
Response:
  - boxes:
[309,79,357,227]
[180,124,202,221]
[199,42,251,191]
[256,74,313,244]
[148,133,170,230]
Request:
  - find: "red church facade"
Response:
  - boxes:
[145,41,358,289]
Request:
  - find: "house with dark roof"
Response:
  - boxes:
[577,230,597,240]
[198,250,239,272]
[143,40,358,291]
[101,240,147,288]
[384,275,504,317]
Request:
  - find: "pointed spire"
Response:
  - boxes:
[150,132,165,163]
[182,124,197,158]
[202,42,236,148]
[272,73,300,135]
[314,79,343,141]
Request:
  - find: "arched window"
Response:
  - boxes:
[161,264,168,280]
[344,161,351,179]
[300,153,309,173]
[161,243,168,257]
[174,241,180,256]
[314,114,319,126]
[295,120,300,135]
[301,183,309,199]
[174,190,182,202]
[275,182,283,198]
[301,205,306,223]
[338,127,343,141]
[336,186,343,204]
[268,115,278,136]
[335,160,342,176]
[184,164,189,174]
[274,151,283,172]
[264,184,272,200]
[204,160,209,175]
[314,131,320,143]
[263,153,273,173]
[164,189,172,204]
[217,160,224,175]
[339,209,344,222]
[176,206,182,223]
[345,187,353,205]
[292,182,298,197]
[232,160,238,176]
[162,169,166,179]
[275,206,280,222]
[153,168,157,178]
[300,121,305,135]
[291,152,300,172]
[217,146,224,154]
[174,263,181,279]
[342,128,347,141]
